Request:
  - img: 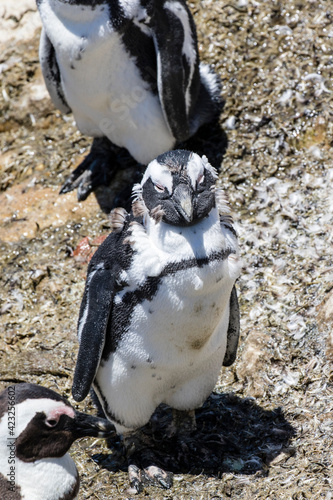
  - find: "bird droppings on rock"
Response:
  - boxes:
[0,0,332,498]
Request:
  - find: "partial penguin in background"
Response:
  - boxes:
[36,0,221,201]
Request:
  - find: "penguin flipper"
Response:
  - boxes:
[39,27,71,114]
[151,1,200,142]
[222,285,240,367]
[72,260,115,402]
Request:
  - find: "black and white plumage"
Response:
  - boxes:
[36,0,221,200]
[0,383,113,500]
[72,150,241,492]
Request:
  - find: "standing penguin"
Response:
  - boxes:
[36,0,221,200]
[72,149,241,492]
[0,383,114,500]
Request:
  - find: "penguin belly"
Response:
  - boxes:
[95,256,236,432]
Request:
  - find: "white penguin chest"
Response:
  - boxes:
[123,256,234,360]
[115,213,240,364]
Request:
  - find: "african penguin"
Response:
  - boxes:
[0,383,114,500]
[36,0,221,200]
[72,149,241,492]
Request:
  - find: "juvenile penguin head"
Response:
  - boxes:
[0,383,114,463]
[132,150,218,226]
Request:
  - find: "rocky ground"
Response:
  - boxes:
[0,0,332,499]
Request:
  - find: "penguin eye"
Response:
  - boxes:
[196,174,205,191]
[45,418,58,428]
[154,183,165,193]
[197,174,204,185]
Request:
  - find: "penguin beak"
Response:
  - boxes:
[173,183,194,224]
[71,410,115,439]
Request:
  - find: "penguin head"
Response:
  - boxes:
[0,383,114,463]
[132,150,218,227]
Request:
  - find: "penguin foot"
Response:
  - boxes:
[124,431,173,494]
[127,464,143,494]
[143,464,173,489]
[60,137,119,201]
[127,461,173,494]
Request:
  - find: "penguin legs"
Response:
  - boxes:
[60,137,122,201]
[167,409,200,467]
[124,429,173,494]
[167,409,197,437]
[123,410,196,493]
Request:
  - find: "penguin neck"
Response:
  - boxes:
[143,208,224,259]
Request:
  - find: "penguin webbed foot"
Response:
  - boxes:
[124,431,173,494]
[128,454,173,494]
[60,137,119,201]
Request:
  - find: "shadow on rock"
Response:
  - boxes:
[92,391,295,478]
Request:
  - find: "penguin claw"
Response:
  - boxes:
[128,464,144,494]
[60,157,114,201]
[59,169,84,195]
[127,463,173,494]
[143,465,173,489]
[125,430,173,493]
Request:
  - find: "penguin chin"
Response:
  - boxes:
[160,210,203,228]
